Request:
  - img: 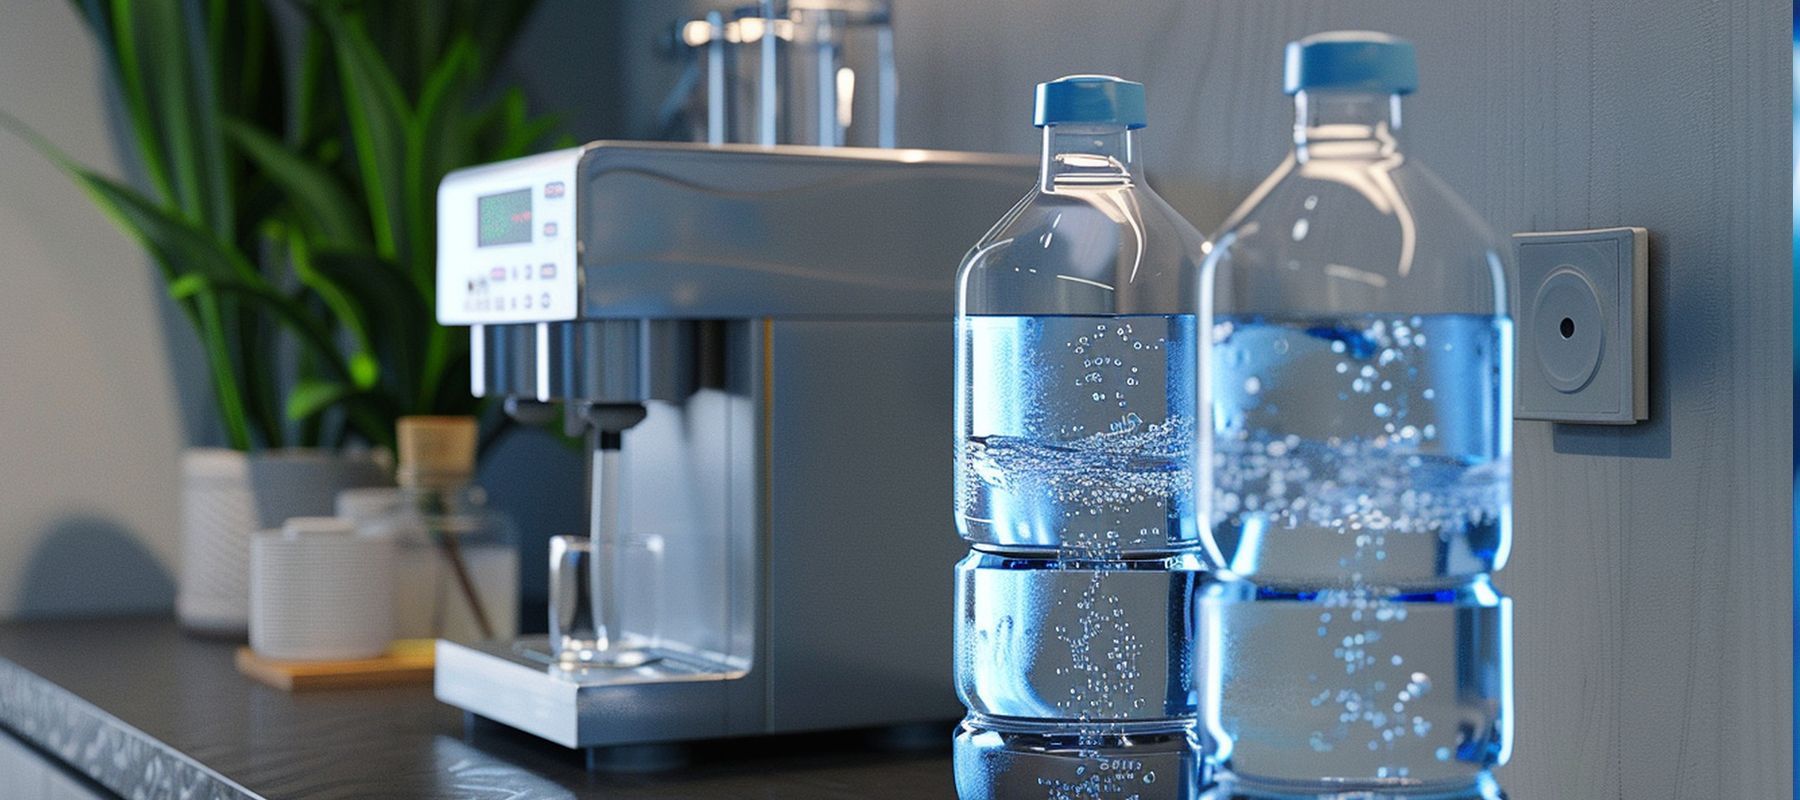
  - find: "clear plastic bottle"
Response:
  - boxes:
[362,417,519,643]
[1196,33,1512,798]
[953,75,1210,799]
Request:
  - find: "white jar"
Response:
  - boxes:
[250,517,395,661]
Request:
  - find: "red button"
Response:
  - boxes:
[542,222,558,237]
[545,182,566,198]
[540,263,557,279]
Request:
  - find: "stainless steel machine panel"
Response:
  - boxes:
[433,142,1034,751]
[766,319,965,730]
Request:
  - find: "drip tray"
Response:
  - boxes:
[510,639,743,686]
[435,636,751,748]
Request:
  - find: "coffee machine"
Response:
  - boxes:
[432,141,1031,750]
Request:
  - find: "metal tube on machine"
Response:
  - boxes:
[590,435,621,653]
[581,406,653,669]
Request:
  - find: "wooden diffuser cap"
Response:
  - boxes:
[395,416,476,489]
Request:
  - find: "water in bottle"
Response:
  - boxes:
[953,74,1211,799]
[1197,33,1513,799]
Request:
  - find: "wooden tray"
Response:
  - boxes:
[235,639,435,691]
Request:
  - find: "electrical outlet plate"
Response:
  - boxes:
[1512,227,1649,424]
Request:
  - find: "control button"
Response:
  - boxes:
[523,293,534,309]
[489,266,506,282]
[540,263,557,279]
[544,181,566,198]
[542,221,558,237]
[541,292,551,308]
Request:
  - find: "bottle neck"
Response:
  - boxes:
[1040,124,1141,191]
[1293,90,1403,162]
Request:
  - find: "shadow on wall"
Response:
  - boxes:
[14,515,173,618]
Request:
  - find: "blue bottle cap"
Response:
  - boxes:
[1034,75,1147,129]
[1283,31,1418,96]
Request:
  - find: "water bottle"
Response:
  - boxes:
[1196,33,1513,798]
[953,75,1210,799]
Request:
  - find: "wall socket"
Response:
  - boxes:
[1512,227,1649,425]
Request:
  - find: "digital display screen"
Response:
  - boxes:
[477,188,533,247]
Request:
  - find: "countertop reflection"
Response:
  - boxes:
[0,617,953,799]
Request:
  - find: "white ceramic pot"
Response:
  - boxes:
[250,517,396,661]
[175,448,389,637]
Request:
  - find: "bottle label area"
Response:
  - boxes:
[1201,583,1511,793]
[955,552,1205,722]
[954,314,1206,796]
[1206,314,1513,586]
[1201,314,1514,795]
[957,314,1200,553]
[952,312,1516,797]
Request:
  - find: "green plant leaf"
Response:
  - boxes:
[54,0,564,450]
[68,0,176,205]
[167,273,206,298]
[349,352,380,388]
[167,271,353,389]
[2,110,258,285]
[193,292,253,449]
[120,0,233,235]
[211,0,287,150]
[225,118,363,246]
[82,169,255,282]
[404,36,478,285]
[285,377,400,451]
[1,104,269,447]
[279,226,380,391]
[234,294,285,447]
[286,378,354,422]
[326,10,412,264]
[308,249,431,402]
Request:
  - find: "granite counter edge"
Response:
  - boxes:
[0,656,262,800]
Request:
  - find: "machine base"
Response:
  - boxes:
[434,637,748,749]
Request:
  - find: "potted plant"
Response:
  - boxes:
[4,0,567,634]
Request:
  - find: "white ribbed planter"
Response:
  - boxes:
[175,448,389,637]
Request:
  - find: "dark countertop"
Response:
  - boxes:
[0,617,955,799]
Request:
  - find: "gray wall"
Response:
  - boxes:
[615,0,1793,795]
[0,2,187,616]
